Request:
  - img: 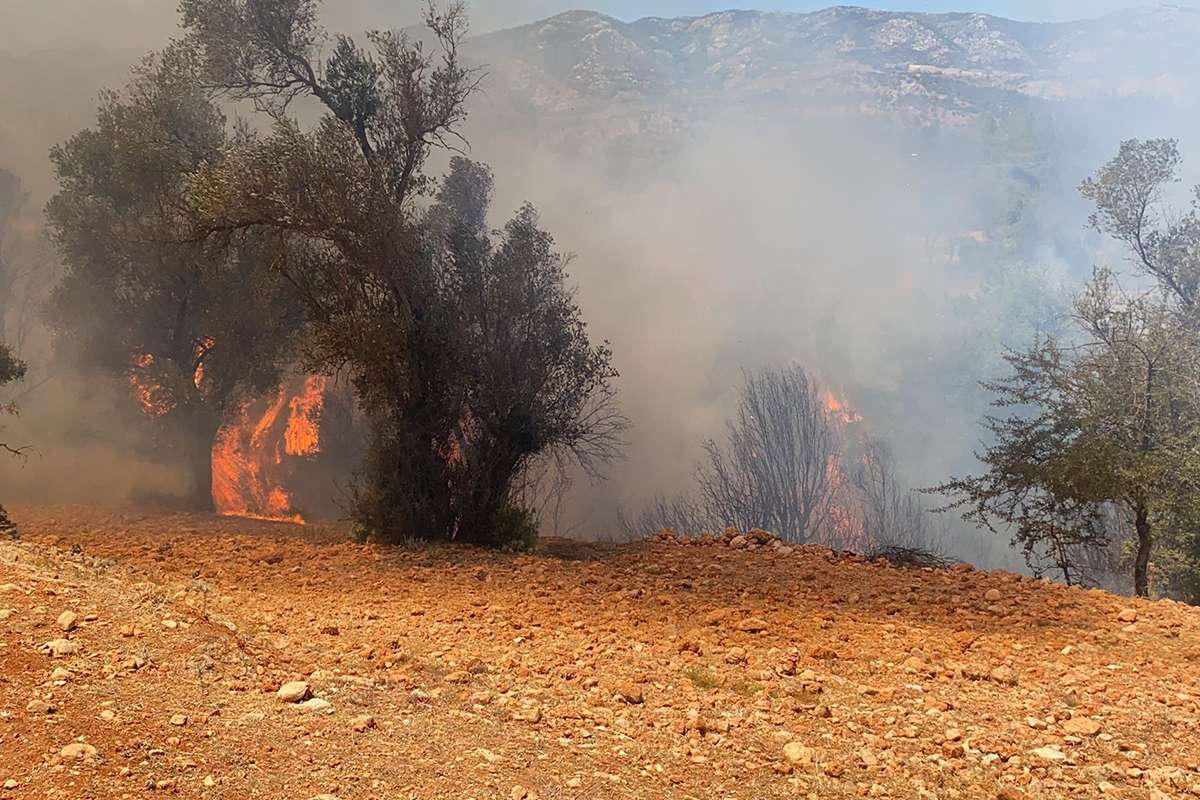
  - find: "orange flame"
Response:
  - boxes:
[284,376,327,457]
[820,384,867,550]
[211,376,328,524]
[127,354,174,418]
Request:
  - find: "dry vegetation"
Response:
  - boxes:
[1,507,1199,799]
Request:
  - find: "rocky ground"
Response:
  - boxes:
[1,506,1199,799]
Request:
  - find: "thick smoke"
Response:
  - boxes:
[3,2,1200,568]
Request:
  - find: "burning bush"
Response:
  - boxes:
[622,365,941,552]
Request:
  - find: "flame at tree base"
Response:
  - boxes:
[211,376,328,524]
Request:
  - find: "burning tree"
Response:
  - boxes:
[697,366,840,544]
[46,45,304,511]
[180,1,623,544]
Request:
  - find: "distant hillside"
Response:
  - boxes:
[4,5,1199,199]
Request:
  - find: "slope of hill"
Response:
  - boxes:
[2,505,1198,798]
[466,5,1200,135]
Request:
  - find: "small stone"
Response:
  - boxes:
[276,681,310,703]
[40,639,79,658]
[944,727,962,742]
[351,714,375,732]
[203,776,216,788]
[444,671,470,684]
[59,742,98,761]
[724,646,747,664]
[1030,746,1066,761]
[736,617,768,633]
[57,611,78,632]
[26,699,54,715]
[169,714,188,726]
[615,684,644,704]
[1117,608,1138,623]
[783,742,816,764]
[514,705,542,723]
[1098,782,1117,793]
[984,588,1002,602]
[296,697,332,713]
[99,710,116,721]
[474,747,503,764]
[2,780,15,790]
[161,619,178,629]
[1062,717,1101,737]
[990,665,1018,686]
[49,667,71,682]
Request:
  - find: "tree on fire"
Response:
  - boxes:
[45,46,304,511]
[180,0,623,544]
[697,366,840,545]
[936,140,1200,599]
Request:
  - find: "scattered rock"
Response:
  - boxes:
[724,646,748,664]
[169,714,188,726]
[444,670,471,684]
[736,617,768,633]
[296,697,333,713]
[1117,608,1138,623]
[783,742,817,765]
[990,665,1018,686]
[276,681,310,703]
[56,610,78,632]
[351,714,375,732]
[59,742,98,761]
[984,588,1002,602]
[40,639,79,658]
[26,699,54,715]
[1030,746,1066,761]
[49,667,71,682]
[614,684,644,704]
[1062,717,1101,736]
[474,747,503,764]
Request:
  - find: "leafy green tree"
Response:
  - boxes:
[181,1,622,543]
[46,45,302,510]
[0,342,27,535]
[937,139,1200,597]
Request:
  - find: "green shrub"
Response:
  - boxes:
[493,503,539,552]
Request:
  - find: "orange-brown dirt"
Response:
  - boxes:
[2,506,1199,799]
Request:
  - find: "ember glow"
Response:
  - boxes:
[211,376,328,524]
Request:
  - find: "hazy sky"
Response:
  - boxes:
[1,1,1194,54]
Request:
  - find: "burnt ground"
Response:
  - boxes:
[2,505,1199,799]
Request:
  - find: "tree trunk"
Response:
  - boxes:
[185,430,216,513]
[1133,501,1153,598]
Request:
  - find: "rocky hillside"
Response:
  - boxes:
[466,5,1200,141]
[2,505,1199,798]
